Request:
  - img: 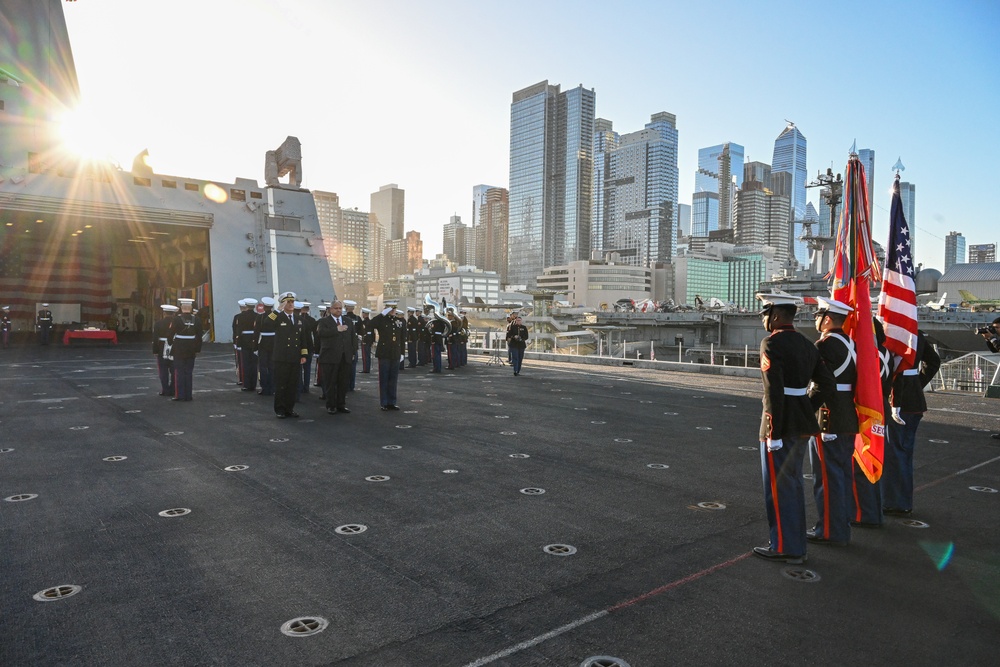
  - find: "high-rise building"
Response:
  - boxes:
[476,187,509,283]
[734,178,791,263]
[371,183,405,241]
[899,181,916,262]
[508,80,596,287]
[945,231,966,271]
[314,190,372,288]
[443,215,470,266]
[592,118,620,255]
[676,203,692,239]
[771,122,808,265]
[600,112,679,266]
[471,184,497,230]
[969,243,996,264]
[694,142,744,233]
[857,148,875,220]
[691,191,719,238]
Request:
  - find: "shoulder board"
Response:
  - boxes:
[268,312,278,320]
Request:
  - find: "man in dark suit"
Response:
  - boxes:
[316,301,355,415]
[271,291,308,418]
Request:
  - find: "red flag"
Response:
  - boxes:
[830,155,885,483]
[877,176,919,372]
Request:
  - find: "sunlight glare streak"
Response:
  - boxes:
[203,183,228,204]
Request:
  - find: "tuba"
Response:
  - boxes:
[423,294,452,338]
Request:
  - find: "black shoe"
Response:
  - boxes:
[883,507,912,516]
[326,408,338,415]
[170,397,182,401]
[850,521,882,529]
[388,405,400,411]
[241,387,253,391]
[313,383,322,387]
[806,530,848,546]
[992,433,1000,440]
[275,413,286,419]
[287,412,300,418]
[338,408,351,414]
[158,392,168,396]
[752,546,806,564]
[380,406,389,411]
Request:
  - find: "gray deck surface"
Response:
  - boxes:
[2,343,999,666]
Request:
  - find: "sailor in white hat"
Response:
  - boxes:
[405,307,419,369]
[270,291,308,418]
[751,291,837,564]
[234,299,259,392]
[153,304,179,395]
[371,300,405,410]
[359,307,373,373]
[1,305,11,349]
[232,299,249,385]
[168,299,203,401]
[342,300,361,389]
[36,302,53,345]
[255,297,277,395]
[807,295,859,545]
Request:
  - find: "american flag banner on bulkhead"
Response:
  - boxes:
[877,175,919,373]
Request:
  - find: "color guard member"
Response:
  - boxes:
[153,304,178,396]
[168,298,202,401]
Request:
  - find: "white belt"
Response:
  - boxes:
[260,332,275,336]
[158,337,168,342]
[174,335,196,340]
[241,330,255,334]
[902,369,919,376]
[783,387,808,396]
[836,383,853,391]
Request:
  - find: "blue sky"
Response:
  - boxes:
[62,0,1000,270]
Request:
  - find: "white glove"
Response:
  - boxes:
[821,433,837,442]
[891,407,906,425]
[381,307,393,316]
[766,438,783,452]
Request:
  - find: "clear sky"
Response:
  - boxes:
[61,0,1000,272]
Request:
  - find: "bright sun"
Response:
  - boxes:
[58,103,113,161]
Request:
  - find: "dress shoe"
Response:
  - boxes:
[287,412,300,418]
[850,521,882,529]
[241,387,253,391]
[171,397,182,401]
[338,408,351,414]
[158,392,168,396]
[388,405,400,411]
[806,529,848,546]
[883,507,912,516]
[752,546,806,564]
[992,433,1000,440]
[380,406,390,411]
[275,413,286,419]
[326,408,338,415]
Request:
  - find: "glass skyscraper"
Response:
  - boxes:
[771,123,807,266]
[508,80,596,287]
[600,113,679,265]
[944,231,965,271]
[592,118,619,256]
[900,181,916,263]
[857,148,875,221]
[694,142,744,233]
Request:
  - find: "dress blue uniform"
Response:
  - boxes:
[371,305,405,409]
[168,300,202,401]
[153,304,177,396]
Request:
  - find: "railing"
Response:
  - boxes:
[935,352,1000,395]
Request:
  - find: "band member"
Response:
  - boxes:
[753,292,836,564]
[271,292,308,418]
[1,306,11,349]
[428,312,447,373]
[406,307,419,368]
[255,296,277,395]
[316,300,355,414]
[153,304,178,396]
[359,308,373,373]
[459,309,470,366]
[168,298,203,401]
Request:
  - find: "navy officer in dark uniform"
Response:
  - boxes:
[754,292,837,563]
[167,298,202,401]
[236,298,259,392]
[152,303,178,396]
[807,296,858,547]
[255,296,277,395]
[271,291,308,418]
[371,301,405,410]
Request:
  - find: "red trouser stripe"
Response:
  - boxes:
[766,448,783,553]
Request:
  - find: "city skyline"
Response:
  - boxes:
[55,0,1000,273]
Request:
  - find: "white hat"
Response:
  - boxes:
[42,303,49,307]
[755,291,801,314]
[1,305,8,310]
[361,307,371,314]
[278,291,296,303]
[178,298,195,304]
[260,297,275,307]
[815,296,854,317]
[406,306,416,312]
[237,299,246,307]
[317,304,328,311]
[244,298,258,306]
[343,299,357,307]
[384,300,398,307]
[161,304,179,312]
[293,301,303,309]
[301,302,311,307]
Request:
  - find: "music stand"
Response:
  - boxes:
[486,328,507,367]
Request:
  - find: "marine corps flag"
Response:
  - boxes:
[830,154,885,483]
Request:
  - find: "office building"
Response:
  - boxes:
[371,183,405,241]
[673,243,783,310]
[694,142,744,233]
[443,216,470,266]
[969,243,996,264]
[592,118,620,255]
[536,258,652,309]
[858,148,875,220]
[314,190,373,288]
[475,187,509,283]
[944,231,966,271]
[676,203,691,239]
[899,181,916,262]
[414,266,501,306]
[508,80,596,287]
[734,178,790,264]
[600,112,679,266]
[771,122,808,265]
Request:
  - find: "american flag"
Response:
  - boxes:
[877,176,919,372]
